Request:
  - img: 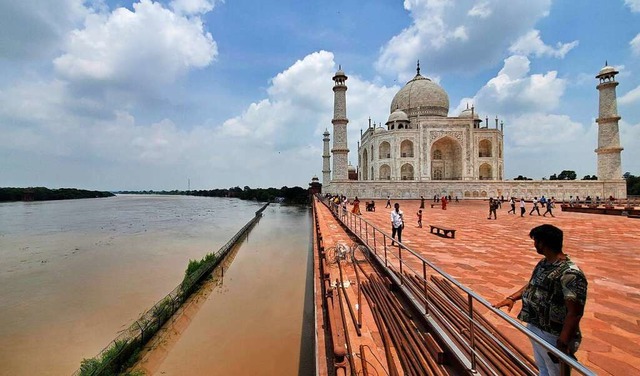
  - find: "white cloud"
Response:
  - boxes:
[619,85,640,106]
[468,2,492,18]
[625,0,640,12]
[630,33,640,55]
[509,29,578,58]
[473,55,567,115]
[53,0,217,89]
[376,0,552,79]
[170,0,218,15]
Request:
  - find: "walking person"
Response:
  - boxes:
[543,198,555,217]
[417,209,422,228]
[420,196,425,209]
[390,203,404,246]
[493,224,587,376]
[530,197,541,216]
[508,197,516,214]
[441,195,447,210]
[520,197,526,217]
[487,198,498,220]
[385,195,392,208]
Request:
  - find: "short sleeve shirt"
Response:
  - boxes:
[518,256,588,337]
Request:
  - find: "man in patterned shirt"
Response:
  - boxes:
[494,224,587,376]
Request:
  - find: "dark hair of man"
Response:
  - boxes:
[529,224,563,253]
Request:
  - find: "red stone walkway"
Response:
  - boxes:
[348,199,640,375]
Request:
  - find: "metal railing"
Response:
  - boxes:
[320,196,595,376]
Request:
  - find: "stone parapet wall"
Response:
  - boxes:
[326,180,627,200]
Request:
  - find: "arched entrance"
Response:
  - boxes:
[401,163,414,180]
[431,137,463,180]
[362,149,369,180]
[479,163,492,180]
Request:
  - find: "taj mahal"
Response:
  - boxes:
[321,62,627,200]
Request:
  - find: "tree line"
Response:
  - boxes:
[0,187,115,202]
[513,170,640,196]
[117,185,310,205]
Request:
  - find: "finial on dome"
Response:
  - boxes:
[605,60,608,66]
[466,103,469,110]
[417,60,421,75]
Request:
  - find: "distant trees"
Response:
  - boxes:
[0,187,114,202]
[117,186,311,204]
[624,172,640,195]
[581,175,598,180]
[514,175,533,180]
[549,170,577,180]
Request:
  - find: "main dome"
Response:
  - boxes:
[390,72,449,117]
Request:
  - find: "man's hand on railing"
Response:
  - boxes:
[492,298,516,312]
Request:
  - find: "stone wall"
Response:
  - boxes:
[325,179,627,201]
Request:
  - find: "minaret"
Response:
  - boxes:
[595,63,624,180]
[322,129,331,186]
[331,66,349,181]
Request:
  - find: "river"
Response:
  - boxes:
[0,195,312,375]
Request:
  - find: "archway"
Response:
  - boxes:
[431,137,463,180]
[379,164,391,180]
[479,163,492,180]
[401,163,414,180]
[400,140,414,158]
[479,139,492,157]
[362,149,369,180]
[379,142,391,159]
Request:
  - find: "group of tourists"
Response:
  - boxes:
[496,195,557,219]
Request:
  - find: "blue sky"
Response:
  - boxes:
[1,0,639,190]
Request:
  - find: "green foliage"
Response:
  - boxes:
[556,170,577,180]
[513,175,533,180]
[581,175,598,180]
[624,172,640,195]
[79,339,131,376]
[0,187,114,202]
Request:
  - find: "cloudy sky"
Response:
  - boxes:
[1,0,639,190]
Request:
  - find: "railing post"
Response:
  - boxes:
[423,261,428,315]
[399,246,403,285]
[468,294,477,372]
[383,236,388,267]
[373,228,377,255]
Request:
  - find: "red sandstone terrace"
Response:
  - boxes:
[314,198,640,375]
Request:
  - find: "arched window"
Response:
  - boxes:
[401,163,414,180]
[479,163,492,180]
[400,140,414,158]
[361,149,369,180]
[433,150,442,160]
[479,139,492,157]
[433,168,443,180]
[379,164,391,180]
[379,142,391,159]
[370,145,374,161]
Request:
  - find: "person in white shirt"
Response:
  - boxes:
[390,203,404,245]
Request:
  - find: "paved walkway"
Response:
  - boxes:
[350,199,640,375]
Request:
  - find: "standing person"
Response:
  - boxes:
[352,196,361,215]
[544,198,555,217]
[390,203,404,246]
[417,209,423,228]
[385,195,392,208]
[487,198,498,219]
[508,197,516,214]
[530,197,541,216]
[520,197,526,217]
[441,195,447,210]
[493,224,587,376]
[420,196,425,209]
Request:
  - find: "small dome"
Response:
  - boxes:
[387,108,409,123]
[374,126,387,133]
[390,72,449,117]
[347,164,356,172]
[596,65,618,78]
[459,107,479,119]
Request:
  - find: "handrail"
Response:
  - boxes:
[319,195,595,376]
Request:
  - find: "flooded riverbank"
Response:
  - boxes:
[133,204,313,375]
[0,195,264,375]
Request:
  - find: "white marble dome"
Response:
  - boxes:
[390,73,449,117]
[387,108,409,123]
[597,65,618,78]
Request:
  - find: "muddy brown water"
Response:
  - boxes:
[0,195,312,375]
[133,204,314,375]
